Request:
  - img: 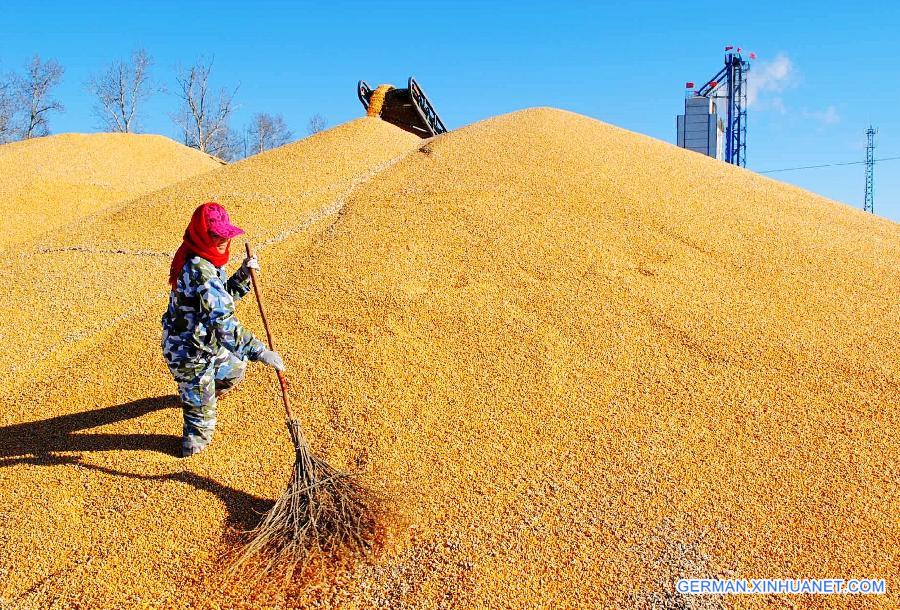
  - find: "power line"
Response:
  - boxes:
[758,155,900,174]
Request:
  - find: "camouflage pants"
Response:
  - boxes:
[168,346,247,453]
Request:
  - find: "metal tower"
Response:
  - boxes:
[864,126,876,213]
[725,54,749,166]
[693,48,752,167]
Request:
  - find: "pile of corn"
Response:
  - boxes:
[0,119,420,402]
[366,85,393,117]
[0,109,897,609]
[0,133,223,252]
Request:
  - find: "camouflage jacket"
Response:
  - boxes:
[161,256,266,369]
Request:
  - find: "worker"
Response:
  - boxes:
[162,201,285,457]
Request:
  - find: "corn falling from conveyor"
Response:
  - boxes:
[358,77,448,138]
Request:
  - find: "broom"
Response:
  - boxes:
[230,242,380,579]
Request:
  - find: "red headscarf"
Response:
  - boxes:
[168,202,234,287]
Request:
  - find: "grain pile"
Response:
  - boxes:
[0,109,897,609]
[0,133,223,251]
[0,118,421,400]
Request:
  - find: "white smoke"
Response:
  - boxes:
[748,53,794,111]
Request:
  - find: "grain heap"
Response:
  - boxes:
[0,132,223,251]
[0,109,897,609]
[0,118,420,401]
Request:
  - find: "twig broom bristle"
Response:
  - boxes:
[229,242,381,581]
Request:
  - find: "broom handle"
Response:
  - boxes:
[244,242,294,422]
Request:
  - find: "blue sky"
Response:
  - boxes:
[2,0,899,222]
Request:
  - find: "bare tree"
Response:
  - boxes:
[87,49,153,133]
[307,113,327,136]
[171,58,238,160]
[15,55,64,139]
[247,112,292,154]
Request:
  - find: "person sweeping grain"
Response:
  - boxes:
[162,201,285,457]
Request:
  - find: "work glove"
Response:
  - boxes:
[240,254,261,275]
[258,349,285,372]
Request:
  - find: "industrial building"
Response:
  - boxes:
[678,48,752,166]
[677,96,725,160]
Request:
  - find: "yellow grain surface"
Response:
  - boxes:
[0,108,897,609]
[0,118,420,402]
[0,133,223,251]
